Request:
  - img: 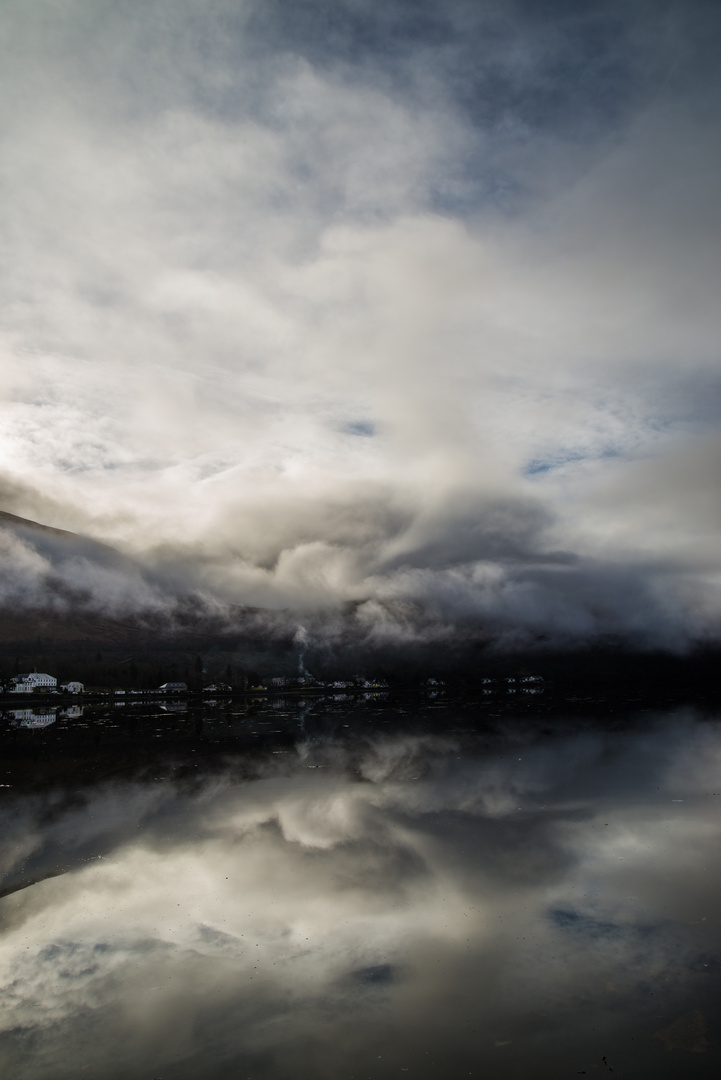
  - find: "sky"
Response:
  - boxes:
[1,0,721,655]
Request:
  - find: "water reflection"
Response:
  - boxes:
[159,701,188,713]
[1,705,720,1079]
[6,707,58,728]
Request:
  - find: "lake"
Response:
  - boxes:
[1,696,720,1078]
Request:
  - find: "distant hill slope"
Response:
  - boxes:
[0,509,94,538]
[0,510,274,660]
[0,510,168,648]
[0,509,137,571]
[0,608,161,648]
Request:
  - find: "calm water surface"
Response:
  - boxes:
[1,698,720,1078]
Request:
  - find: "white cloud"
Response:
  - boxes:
[1,0,720,651]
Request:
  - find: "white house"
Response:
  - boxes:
[10,673,57,693]
[60,681,84,694]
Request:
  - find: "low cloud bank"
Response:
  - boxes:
[0,491,717,659]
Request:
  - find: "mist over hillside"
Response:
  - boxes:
[2,509,720,695]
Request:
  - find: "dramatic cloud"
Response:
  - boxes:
[1,0,720,653]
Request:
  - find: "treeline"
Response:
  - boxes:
[0,651,261,691]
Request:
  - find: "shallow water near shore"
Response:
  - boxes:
[1,698,720,1079]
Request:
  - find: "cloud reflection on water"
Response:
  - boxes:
[1,711,721,1078]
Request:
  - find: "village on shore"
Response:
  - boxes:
[1,669,544,698]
